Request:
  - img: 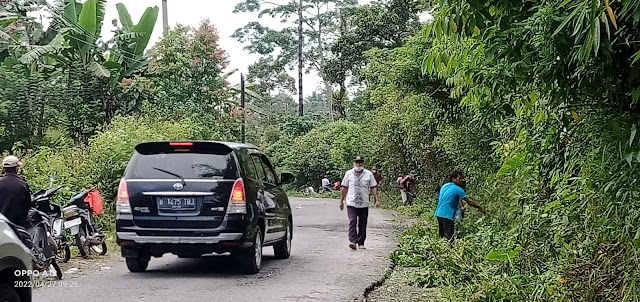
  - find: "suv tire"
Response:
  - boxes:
[125,257,149,273]
[241,226,263,274]
[0,283,20,302]
[273,219,292,259]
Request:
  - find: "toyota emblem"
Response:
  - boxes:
[173,183,184,191]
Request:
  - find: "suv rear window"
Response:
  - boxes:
[125,142,239,179]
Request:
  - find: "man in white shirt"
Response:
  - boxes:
[339,156,380,250]
[321,175,331,192]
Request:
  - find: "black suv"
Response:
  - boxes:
[115,141,295,274]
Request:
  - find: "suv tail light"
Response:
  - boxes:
[228,178,247,214]
[116,178,131,214]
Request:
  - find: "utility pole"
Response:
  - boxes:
[297,0,304,116]
[241,73,246,143]
[162,0,169,35]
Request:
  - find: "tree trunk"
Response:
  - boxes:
[297,0,304,116]
[336,81,347,119]
[318,5,333,121]
[332,10,348,120]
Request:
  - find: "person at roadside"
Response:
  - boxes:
[371,166,383,189]
[399,171,417,205]
[333,180,341,191]
[434,171,487,243]
[0,155,32,228]
[339,156,380,250]
[321,175,331,193]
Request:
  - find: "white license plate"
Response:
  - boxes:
[64,218,81,229]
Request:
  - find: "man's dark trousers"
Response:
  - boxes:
[437,216,455,242]
[347,206,369,245]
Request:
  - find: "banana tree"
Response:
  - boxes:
[108,3,159,79]
[19,0,158,81]
[55,0,109,75]
[1,0,50,67]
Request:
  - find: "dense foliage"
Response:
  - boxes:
[0,1,239,217]
[3,0,640,300]
[271,0,640,300]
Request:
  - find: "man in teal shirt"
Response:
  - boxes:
[435,171,487,242]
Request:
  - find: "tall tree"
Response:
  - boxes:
[146,20,232,123]
[325,0,422,118]
[232,0,357,118]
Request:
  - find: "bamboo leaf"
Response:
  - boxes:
[604,0,618,29]
[553,13,576,37]
[633,50,640,64]
[630,124,637,147]
[571,109,581,121]
[593,12,600,56]
[625,153,633,166]
[633,87,640,103]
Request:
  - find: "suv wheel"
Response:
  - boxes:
[273,219,292,259]
[0,283,20,302]
[242,226,263,274]
[125,257,149,273]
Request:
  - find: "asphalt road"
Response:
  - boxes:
[32,198,401,302]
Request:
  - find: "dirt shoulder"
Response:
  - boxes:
[361,212,443,302]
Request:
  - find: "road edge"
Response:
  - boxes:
[351,210,417,302]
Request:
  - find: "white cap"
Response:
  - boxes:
[2,155,22,168]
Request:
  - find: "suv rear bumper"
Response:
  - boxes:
[116,232,243,244]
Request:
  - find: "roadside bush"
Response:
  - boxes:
[279,121,367,187]
[21,115,234,211]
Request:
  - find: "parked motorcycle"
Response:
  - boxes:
[23,190,64,279]
[62,187,107,258]
[32,185,72,263]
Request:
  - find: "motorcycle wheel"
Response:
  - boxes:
[91,241,108,256]
[75,228,89,258]
[51,259,63,280]
[57,242,71,263]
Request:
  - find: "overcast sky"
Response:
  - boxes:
[37,0,377,97]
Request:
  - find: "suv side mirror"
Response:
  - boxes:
[280,172,295,185]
